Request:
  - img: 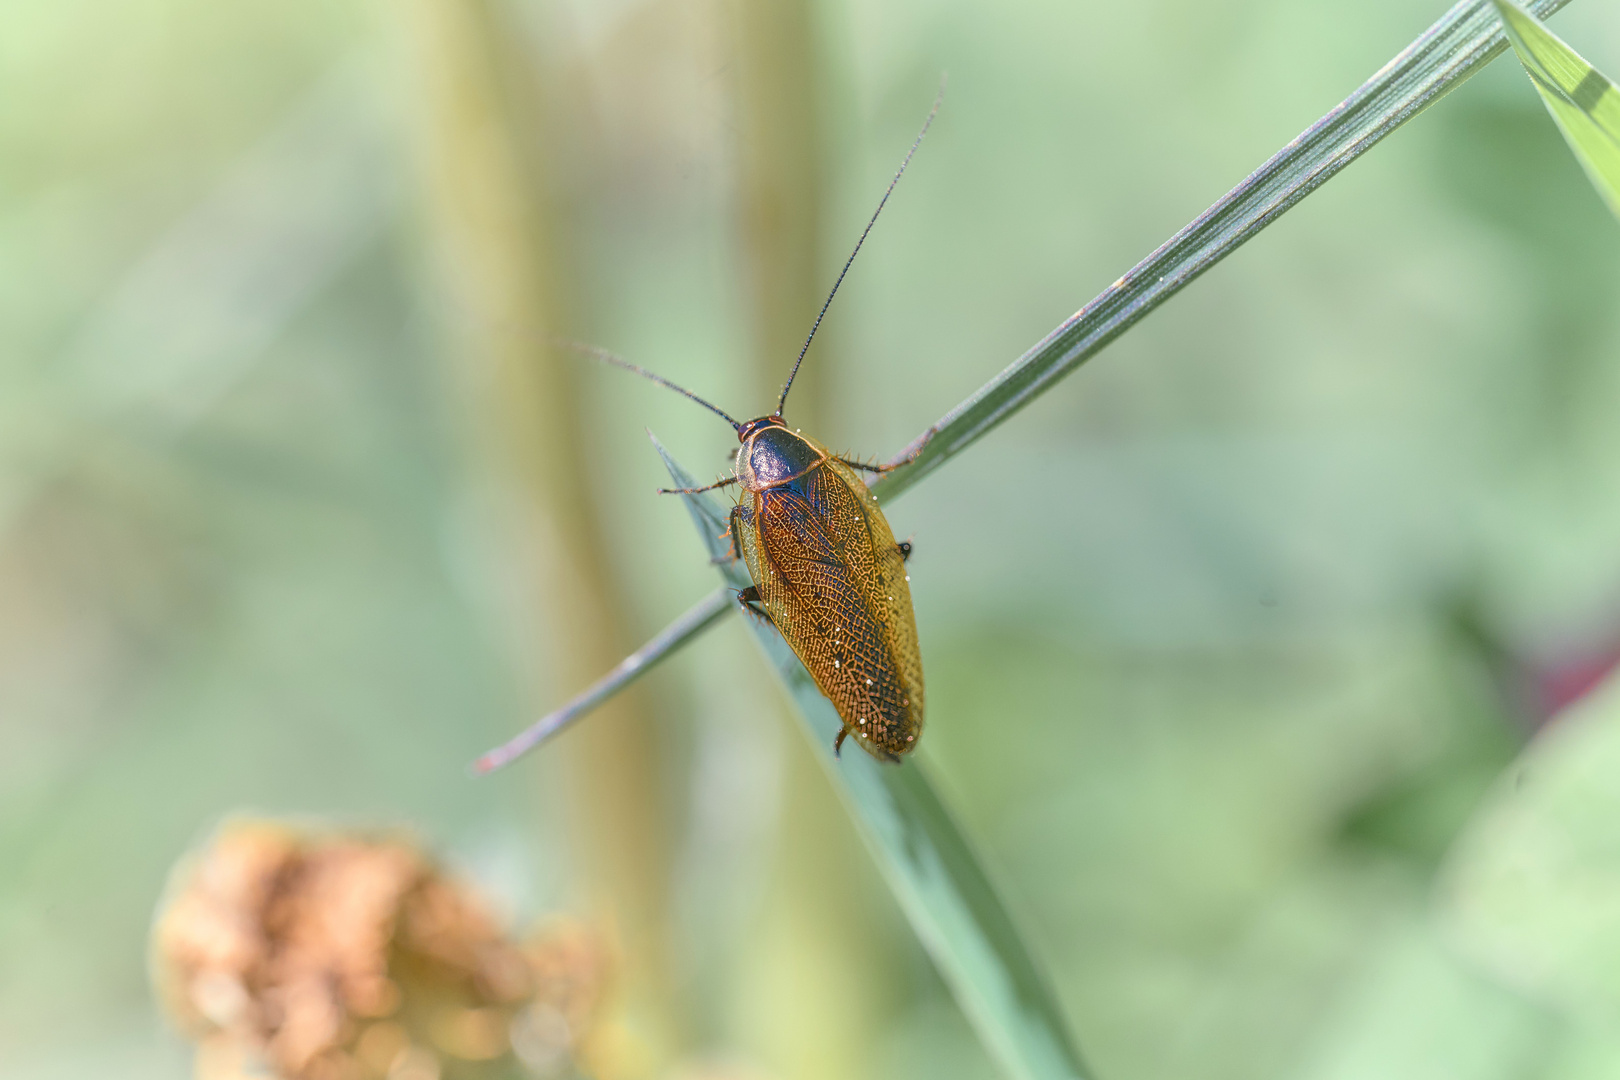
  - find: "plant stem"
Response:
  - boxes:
[726,2,907,1075]
[399,0,682,1070]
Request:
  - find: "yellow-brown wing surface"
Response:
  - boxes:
[736,444,922,758]
[828,456,924,744]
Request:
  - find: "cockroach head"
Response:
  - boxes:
[737,415,788,443]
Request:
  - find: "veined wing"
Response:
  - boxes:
[756,469,911,746]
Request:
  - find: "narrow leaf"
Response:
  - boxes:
[653,435,1090,1080]
[1492,0,1620,219]
[471,586,733,772]
[872,0,1576,501]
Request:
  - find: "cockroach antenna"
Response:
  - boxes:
[774,76,947,418]
[559,339,743,431]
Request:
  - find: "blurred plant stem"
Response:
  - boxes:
[731,0,826,420]
[397,2,680,1074]
[726,3,899,1076]
[733,748,901,1079]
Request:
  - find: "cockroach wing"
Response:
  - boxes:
[827,456,924,743]
[737,451,923,758]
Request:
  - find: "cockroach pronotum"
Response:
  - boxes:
[586,93,943,762]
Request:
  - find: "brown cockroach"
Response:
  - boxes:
[592,95,942,760]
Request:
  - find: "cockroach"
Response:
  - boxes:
[588,94,942,762]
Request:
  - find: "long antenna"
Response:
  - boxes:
[560,339,742,431]
[775,77,946,417]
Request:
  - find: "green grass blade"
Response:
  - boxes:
[652,435,1090,1080]
[1492,0,1620,219]
[872,0,1575,503]
[471,586,733,772]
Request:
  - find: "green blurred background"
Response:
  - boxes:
[6,0,1620,1077]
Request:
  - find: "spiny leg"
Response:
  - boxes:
[709,524,741,565]
[715,503,751,566]
[707,504,748,565]
[658,475,739,495]
[736,585,772,624]
[834,425,940,475]
[886,424,938,469]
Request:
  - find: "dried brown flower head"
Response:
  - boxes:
[152,821,607,1080]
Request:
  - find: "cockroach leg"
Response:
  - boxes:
[834,728,848,758]
[836,425,939,475]
[885,424,939,470]
[658,476,739,495]
[709,526,741,565]
[736,585,772,624]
